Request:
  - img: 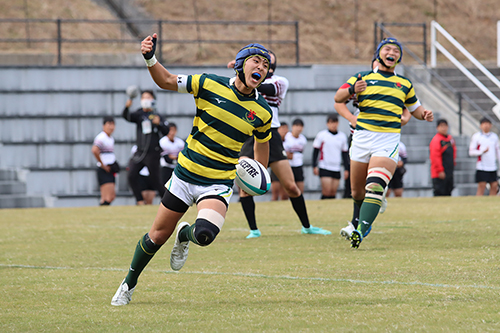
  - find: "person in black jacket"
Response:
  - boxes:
[123,90,169,205]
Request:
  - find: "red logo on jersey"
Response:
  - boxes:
[243,110,257,123]
[394,82,403,90]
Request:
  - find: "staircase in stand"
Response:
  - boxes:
[0,169,52,208]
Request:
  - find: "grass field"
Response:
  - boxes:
[1,196,499,332]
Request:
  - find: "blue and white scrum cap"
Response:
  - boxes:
[233,43,271,87]
[375,38,403,68]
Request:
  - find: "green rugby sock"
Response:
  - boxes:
[357,198,382,236]
[179,224,201,245]
[124,233,161,289]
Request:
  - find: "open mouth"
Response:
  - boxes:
[251,72,261,81]
[386,56,395,62]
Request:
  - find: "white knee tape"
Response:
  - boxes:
[367,167,392,185]
[197,209,225,230]
[365,167,392,195]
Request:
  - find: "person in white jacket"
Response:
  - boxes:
[469,117,500,196]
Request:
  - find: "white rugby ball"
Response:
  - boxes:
[235,158,271,196]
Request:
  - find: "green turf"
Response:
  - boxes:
[1,197,499,332]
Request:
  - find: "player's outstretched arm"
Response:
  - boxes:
[141,33,178,91]
[411,105,434,122]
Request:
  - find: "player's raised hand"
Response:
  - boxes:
[141,33,157,59]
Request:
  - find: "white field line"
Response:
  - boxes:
[1,263,499,291]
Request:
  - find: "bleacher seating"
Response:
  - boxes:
[0,64,478,207]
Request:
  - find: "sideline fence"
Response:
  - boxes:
[0,18,299,66]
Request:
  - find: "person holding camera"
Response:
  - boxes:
[123,89,170,205]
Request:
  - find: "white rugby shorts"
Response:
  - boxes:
[350,130,400,164]
[165,173,234,207]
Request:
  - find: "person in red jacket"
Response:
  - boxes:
[429,119,456,196]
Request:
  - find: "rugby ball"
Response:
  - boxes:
[235,158,271,196]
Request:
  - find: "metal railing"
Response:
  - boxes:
[431,20,500,120]
[0,18,300,66]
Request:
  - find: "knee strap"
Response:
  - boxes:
[365,167,392,200]
[193,209,225,246]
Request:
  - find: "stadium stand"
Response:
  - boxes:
[0,168,53,208]
[435,66,500,126]
[0,63,479,207]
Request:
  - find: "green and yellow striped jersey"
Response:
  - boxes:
[175,73,272,186]
[346,69,420,133]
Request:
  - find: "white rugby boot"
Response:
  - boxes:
[170,222,190,271]
[111,279,135,306]
[340,221,355,240]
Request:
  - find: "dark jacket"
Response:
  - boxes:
[122,107,170,153]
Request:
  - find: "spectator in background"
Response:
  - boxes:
[277,122,289,140]
[270,122,289,201]
[92,116,119,206]
[429,119,456,196]
[312,114,349,199]
[386,141,407,197]
[123,90,169,205]
[468,117,500,196]
[283,118,307,195]
[159,122,185,185]
[131,145,156,205]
